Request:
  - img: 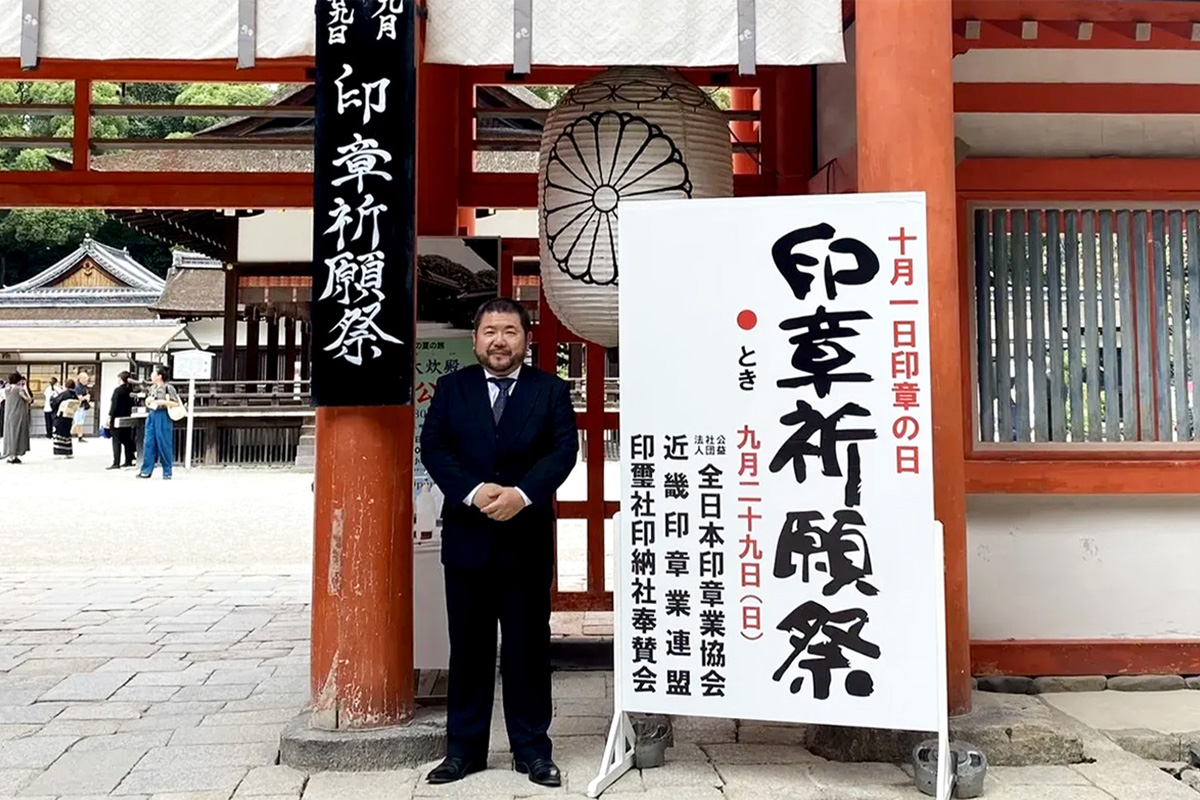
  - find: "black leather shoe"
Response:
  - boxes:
[425,756,484,784]
[514,757,562,787]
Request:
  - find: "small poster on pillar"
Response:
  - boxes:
[312,0,417,407]
[616,193,940,732]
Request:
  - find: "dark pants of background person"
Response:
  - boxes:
[111,425,135,466]
[44,410,52,438]
[443,549,553,765]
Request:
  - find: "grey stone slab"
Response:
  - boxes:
[137,742,279,770]
[111,686,181,703]
[7,658,109,677]
[1187,676,1200,690]
[31,644,160,659]
[57,702,148,720]
[702,743,825,765]
[202,709,303,727]
[639,760,722,789]
[170,725,286,746]
[207,668,276,686]
[302,770,417,800]
[670,715,737,744]
[40,672,134,702]
[548,715,609,737]
[551,672,606,700]
[553,699,609,718]
[1033,676,1109,694]
[254,678,308,696]
[71,731,173,753]
[234,765,305,796]
[0,735,77,768]
[113,766,248,795]
[157,632,247,647]
[21,747,146,795]
[96,657,189,673]
[0,705,64,724]
[127,666,215,687]
[735,721,808,745]
[1106,727,1182,761]
[712,763,817,795]
[991,765,1094,785]
[0,768,35,794]
[221,694,308,714]
[144,702,228,716]
[37,719,121,737]
[0,725,41,741]
[173,684,257,703]
[808,762,909,787]
[977,675,1036,694]
[119,714,205,733]
[1108,675,1186,692]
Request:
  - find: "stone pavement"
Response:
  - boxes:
[0,440,1192,799]
[0,571,1191,800]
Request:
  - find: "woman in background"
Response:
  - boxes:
[51,379,79,458]
[2,372,32,464]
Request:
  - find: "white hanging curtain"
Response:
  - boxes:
[0,0,843,66]
[425,0,845,67]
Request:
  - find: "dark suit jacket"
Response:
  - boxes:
[420,364,579,569]
[109,382,134,421]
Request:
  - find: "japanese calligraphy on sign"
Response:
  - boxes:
[314,0,416,406]
[617,193,939,732]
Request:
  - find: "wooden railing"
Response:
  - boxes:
[176,379,311,414]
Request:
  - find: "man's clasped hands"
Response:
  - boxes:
[473,483,526,522]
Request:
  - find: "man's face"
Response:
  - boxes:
[473,311,528,376]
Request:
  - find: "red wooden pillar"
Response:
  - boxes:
[730,88,758,175]
[772,67,814,193]
[856,0,971,714]
[418,61,462,236]
[311,405,415,728]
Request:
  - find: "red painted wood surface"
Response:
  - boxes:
[972,640,1200,676]
[857,0,971,715]
[956,83,1200,115]
[311,406,416,728]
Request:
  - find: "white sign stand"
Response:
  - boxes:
[185,377,196,471]
[590,518,954,800]
[170,350,213,472]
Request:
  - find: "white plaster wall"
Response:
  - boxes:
[815,24,856,168]
[968,495,1200,640]
[238,210,313,263]
[475,209,538,238]
[97,359,128,425]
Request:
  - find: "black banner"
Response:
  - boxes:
[312,0,416,406]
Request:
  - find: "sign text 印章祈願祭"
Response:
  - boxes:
[313,0,416,407]
[616,193,940,732]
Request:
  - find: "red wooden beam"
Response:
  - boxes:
[0,57,314,82]
[462,173,772,210]
[0,171,312,209]
[972,640,1200,676]
[956,83,1200,115]
[965,460,1200,494]
[953,0,1200,23]
[954,18,1200,49]
[957,158,1200,196]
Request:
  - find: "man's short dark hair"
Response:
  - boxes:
[153,365,169,380]
[118,371,131,383]
[473,298,532,333]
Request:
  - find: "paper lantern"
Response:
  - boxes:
[537,66,734,347]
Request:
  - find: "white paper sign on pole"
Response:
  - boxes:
[172,349,214,381]
[615,192,939,733]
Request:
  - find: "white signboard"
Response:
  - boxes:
[616,193,938,732]
[172,349,214,381]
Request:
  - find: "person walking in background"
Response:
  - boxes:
[2,373,33,464]
[72,370,91,443]
[107,371,137,470]
[419,298,578,788]
[50,379,79,459]
[43,376,58,438]
[139,366,180,480]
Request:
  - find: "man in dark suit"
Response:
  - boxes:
[420,298,579,787]
[106,371,137,470]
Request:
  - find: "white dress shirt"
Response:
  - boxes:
[43,385,56,406]
[464,366,532,509]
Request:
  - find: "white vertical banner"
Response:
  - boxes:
[616,193,938,732]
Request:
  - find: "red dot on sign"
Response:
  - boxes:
[737,310,757,331]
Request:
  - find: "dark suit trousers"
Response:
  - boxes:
[444,548,553,763]
[111,426,135,466]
